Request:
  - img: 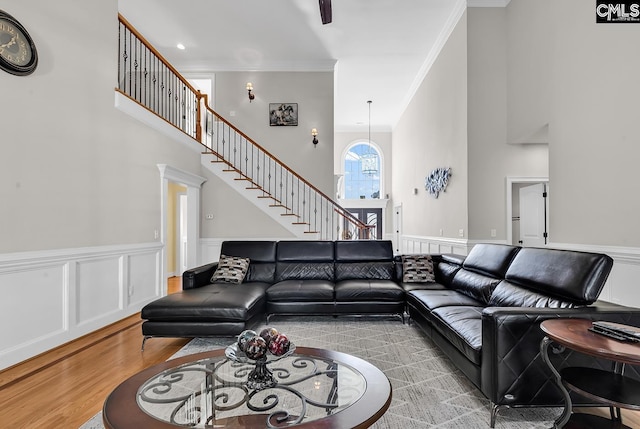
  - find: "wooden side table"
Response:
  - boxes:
[540,318,640,429]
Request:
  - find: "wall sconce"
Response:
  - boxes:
[311,128,318,146]
[246,82,255,102]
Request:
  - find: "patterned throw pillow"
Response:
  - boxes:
[401,255,435,283]
[210,254,250,284]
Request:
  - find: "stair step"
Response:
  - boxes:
[304,231,320,234]
[292,222,309,225]
[246,186,261,190]
[259,196,281,203]
[281,213,300,217]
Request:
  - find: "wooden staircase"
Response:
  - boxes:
[116,13,372,240]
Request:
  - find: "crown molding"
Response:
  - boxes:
[467,0,511,7]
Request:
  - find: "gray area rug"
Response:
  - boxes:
[80,317,560,428]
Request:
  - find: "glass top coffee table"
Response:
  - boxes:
[103,347,391,428]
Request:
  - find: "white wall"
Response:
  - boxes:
[212,71,334,196]
[547,0,640,247]
[0,0,202,369]
[467,7,549,241]
[391,11,469,241]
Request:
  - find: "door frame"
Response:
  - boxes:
[158,164,206,294]
[505,176,548,245]
[393,203,402,253]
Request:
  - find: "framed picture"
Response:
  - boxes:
[269,103,298,126]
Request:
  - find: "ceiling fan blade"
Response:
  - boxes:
[319,0,332,24]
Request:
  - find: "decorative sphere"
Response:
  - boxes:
[259,327,279,345]
[245,336,268,360]
[237,329,257,352]
[268,333,290,356]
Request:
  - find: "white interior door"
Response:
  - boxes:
[178,194,188,275]
[519,183,547,247]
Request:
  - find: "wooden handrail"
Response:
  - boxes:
[118,14,203,142]
[203,105,371,231]
[118,14,200,97]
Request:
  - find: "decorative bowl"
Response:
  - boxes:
[225,342,296,364]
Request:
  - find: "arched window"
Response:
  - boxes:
[342,142,382,200]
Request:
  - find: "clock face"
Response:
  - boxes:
[0,10,37,76]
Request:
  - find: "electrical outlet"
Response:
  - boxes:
[154,229,159,239]
[439,228,443,236]
[458,229,464,237]
[491,229,497,238]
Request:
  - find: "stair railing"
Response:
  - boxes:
[116,14,373,240]
[200,98,372,240]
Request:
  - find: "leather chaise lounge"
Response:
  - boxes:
[140,240,640,426]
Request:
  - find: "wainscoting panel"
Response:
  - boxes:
[76,257,122,327]
[0,242,163,370]
[127,251,162,309]
[0,263,67,359]
[400,235,471,256]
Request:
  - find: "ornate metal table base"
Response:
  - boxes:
[137,352,362,428]
[246,358,277,390]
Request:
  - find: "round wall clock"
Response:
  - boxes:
[0,10,38,76]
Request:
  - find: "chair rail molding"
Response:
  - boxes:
[400,235,470,256]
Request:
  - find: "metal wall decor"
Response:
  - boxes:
[425,167,451,198]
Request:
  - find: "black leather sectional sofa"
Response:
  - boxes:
[140,240,640,427]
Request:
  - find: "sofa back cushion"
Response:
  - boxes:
[220,241,277,283]
[334,240,394,281]
[488,281,576,308]
[435,254,465,286]
[275,241,335,282]
[463,244,521,278]
[503,247,613,305]
[450,269,501,304]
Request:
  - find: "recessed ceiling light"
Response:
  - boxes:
[177,43,186,50]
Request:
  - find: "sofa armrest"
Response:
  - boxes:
[480,304,640,407]
[182,262,218,290]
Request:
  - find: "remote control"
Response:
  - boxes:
[588,327,634,342]
[592,321,640,339]
[591,321,640,342]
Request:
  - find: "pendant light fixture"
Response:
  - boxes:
[361,100,378,175]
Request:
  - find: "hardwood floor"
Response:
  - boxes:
[0,277,189,429]
[0,275,638,428]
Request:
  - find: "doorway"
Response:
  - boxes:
[506,177,549,246]
[158,164,206,292]
[345,208,383,239]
